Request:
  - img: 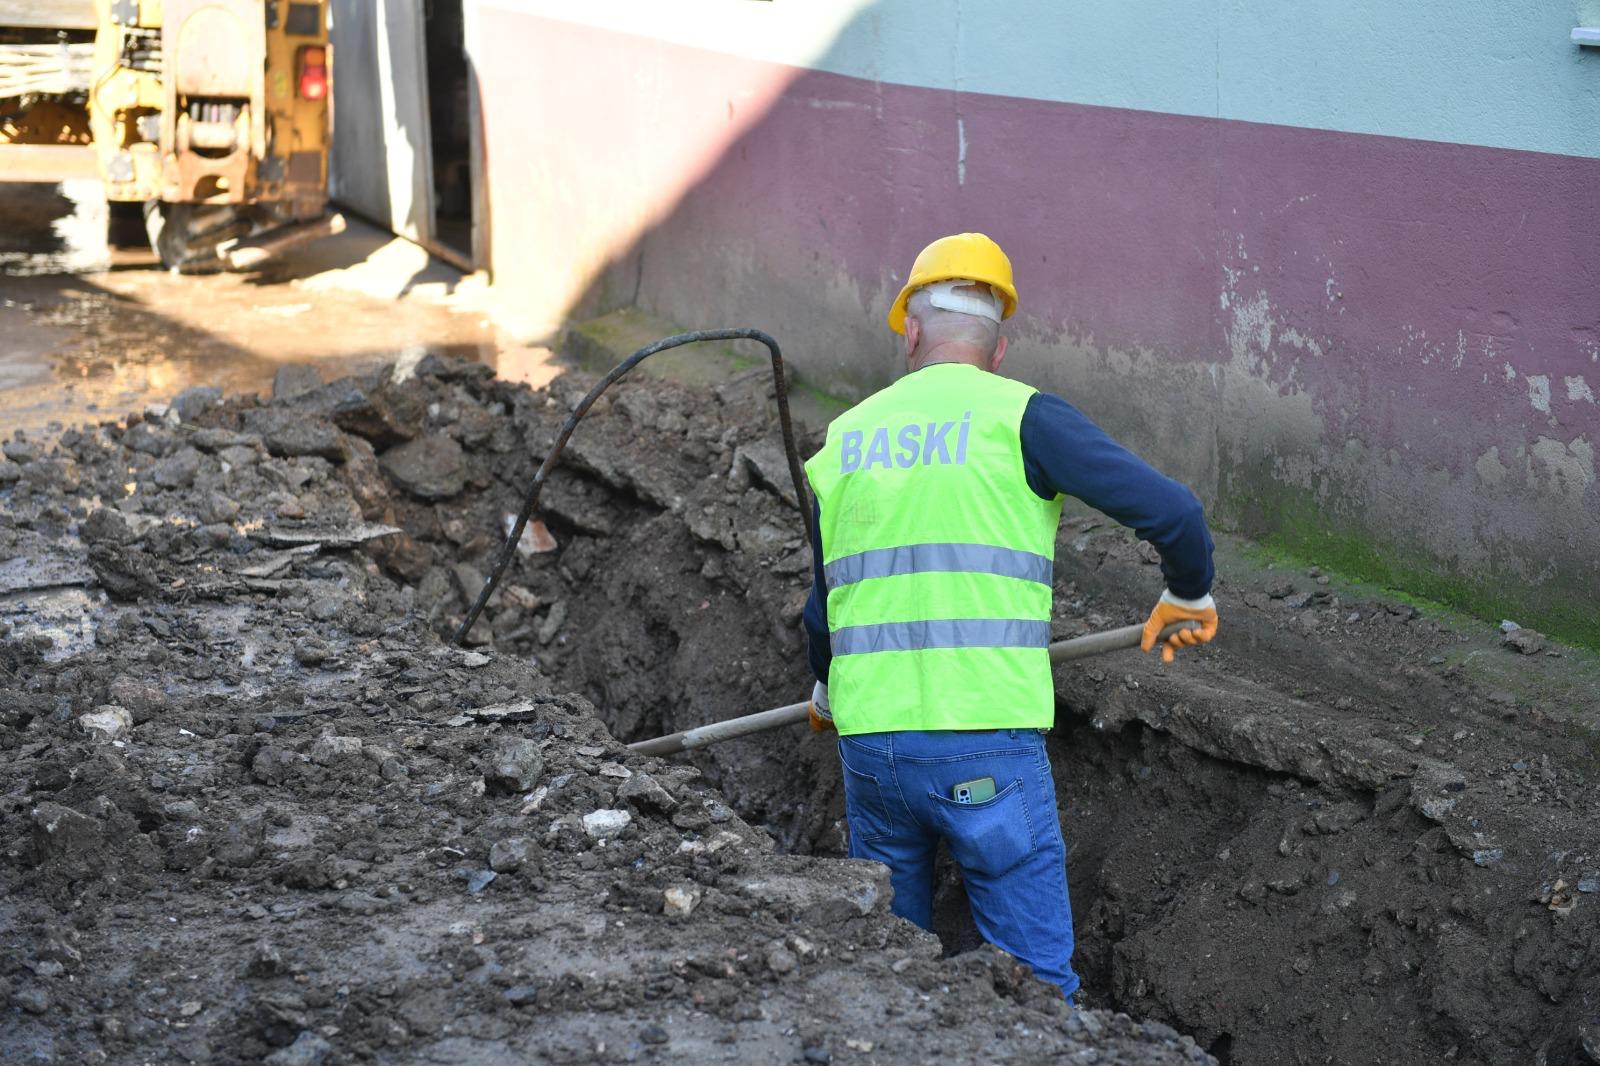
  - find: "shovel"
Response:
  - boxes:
[627,621,1197,757]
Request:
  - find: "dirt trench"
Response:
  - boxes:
[372,363,1600,1066]
[4,354,1596,1064]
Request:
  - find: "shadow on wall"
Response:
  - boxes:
[477,1,1600,646]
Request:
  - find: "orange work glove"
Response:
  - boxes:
[807,681,835,733]
[1141,590,1219,664]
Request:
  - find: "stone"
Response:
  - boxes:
[507,516,558,556]
[379,435,464,499]
[766,945,798,975]
[309,735,363,765]
[123,422,168,455]
[2,437,38,463]
[488,837,532,873]
[244,409,346,463]
[146,447,200,489]
[218,443,259,467]
[1472,848,1504,867]
[639,1024,669,1046]
[331,382,419,448]
[734,441,800,508]
[450,563,486,604]
[104,679,165,722]
[1501,628,1545,655]
[0,459,19,484]
[307,597,342,622]
[272,364,324,402]
[466,870,496,894]
[503,986,537,1007]
[163,799,201,821]
[188,427,246,452]
[30,802,105,880]
[617,772,678,813]
[196,491,240,525]
[738,862,888,921]
[582,809,632,838]
[293,641,330,667]
[264,1031,333,1066]
[13,986,50,1015]
[1498,619,1521,634]
[662,885,701,918]
[172,385,223,422]
[78,705,133,743]
[78,509,132,549]
[537,600,567,646]
[483,739,543,795]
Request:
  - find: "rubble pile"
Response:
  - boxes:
[0,358,1211,1064]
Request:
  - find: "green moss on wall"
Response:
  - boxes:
[1226,489,1600,653]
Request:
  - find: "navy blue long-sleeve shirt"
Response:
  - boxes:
[803,390,1215,683]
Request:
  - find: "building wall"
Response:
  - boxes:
[468,0,1600,644]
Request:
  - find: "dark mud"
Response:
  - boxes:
[0,357,1210,1064]
[5,353,1599,1064]
[309,356,1600,1065]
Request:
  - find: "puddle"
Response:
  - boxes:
[0,181,546,440]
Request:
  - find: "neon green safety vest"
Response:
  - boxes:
[804,363,1064,734]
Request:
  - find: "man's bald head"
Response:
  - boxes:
[904,283,1006,372]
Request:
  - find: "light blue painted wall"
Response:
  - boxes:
[816,0,1600,158]
[490,0,1600,158]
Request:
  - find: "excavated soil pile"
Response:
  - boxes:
[4,353,1599,1064]
[0,357,1209,1065]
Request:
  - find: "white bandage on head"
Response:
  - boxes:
[920,278,1003,323]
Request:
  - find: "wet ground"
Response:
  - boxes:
[0,182,560,440]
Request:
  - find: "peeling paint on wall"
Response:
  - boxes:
[1527,374,1552,415]
[1530,436,1596,500]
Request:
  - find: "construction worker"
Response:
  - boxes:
[801,233,1217,1001]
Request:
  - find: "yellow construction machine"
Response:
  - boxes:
[1,0,341,270]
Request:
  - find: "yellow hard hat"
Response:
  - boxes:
[887,232,1018,335]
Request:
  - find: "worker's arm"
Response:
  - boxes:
[802,497,831,683]
[1021,393,1218,660]
[801,497,834,728]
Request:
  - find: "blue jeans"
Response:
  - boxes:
[837,729,1080,998]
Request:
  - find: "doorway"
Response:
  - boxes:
[422,0,473,264]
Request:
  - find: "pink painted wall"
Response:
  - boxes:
[470,10,1600,644]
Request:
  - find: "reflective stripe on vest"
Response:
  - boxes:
[824,542,1052,591]
[831,617,1051,656]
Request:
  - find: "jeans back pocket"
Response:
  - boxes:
[840,761,894,844]
[929,778,1036,878]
